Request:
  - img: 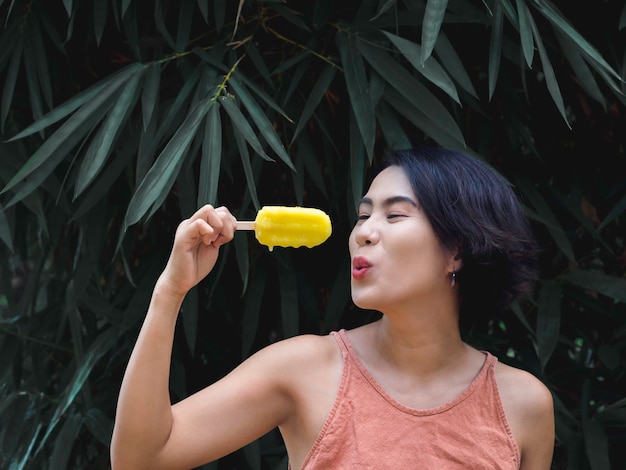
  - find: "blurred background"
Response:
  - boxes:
[0,1,625,468]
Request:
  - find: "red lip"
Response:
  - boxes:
[352,256,371,280]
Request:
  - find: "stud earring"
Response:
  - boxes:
[451,271,457,289]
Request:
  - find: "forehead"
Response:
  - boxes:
[364,166,415,201]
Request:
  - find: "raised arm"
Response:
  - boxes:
[110,205,295,469]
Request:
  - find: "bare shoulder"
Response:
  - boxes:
[495,360,555,469]
[495,361,553,416]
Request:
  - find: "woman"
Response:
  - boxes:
[111,147,555,469]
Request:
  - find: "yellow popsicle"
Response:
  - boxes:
[236,206,332,251]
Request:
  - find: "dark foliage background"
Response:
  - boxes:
[0,0,625,468]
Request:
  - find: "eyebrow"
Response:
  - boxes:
[358,195,418,208]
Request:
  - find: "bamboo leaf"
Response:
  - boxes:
[83,408,113,446]
[176,1,194,52]
[349,107,366,204]
[93,0,108,46]
[421,0,448,65]
[536,280,561,371]
[277,252,298,338]
[337,33,376,161]
[528,8,570,127]
[49,413,82,470]
[582,417,611,470]
[270,4,310,31]
[371,0,399,21]
[598,195,626,231]
[229,79,295,170]
[214,0,226,32]
[4,104,107,207]
[533,0,622,83]
[219,95,274,163]
[23,31,44,127]
[122,0,132,17]
[297,133,327,197]
[357,39,465,146]
[141,62,161,130]
[29,15,53,110]
[0,201,14,252]
[560,270,626,304]
[516,179,577,264]
[433,32,477,98]
[1,35,23,132]
[322,259,351,333]
[36,328,118,456]
[231,118,261,210]
[375,99,411,150]
[198,102,222,206]
[383,31,460,104]
[3,73,121,193]
[154,0,176,50]
[63,0,72,15]
[516,0,535,68]
[488,2,504,100]
[241,262,267,359]
[196,0,209,23]
[290,63,336,145]
[555,31,606,108]
[7,63,145,142]
[125,98,213,228]
[75,71,143,197]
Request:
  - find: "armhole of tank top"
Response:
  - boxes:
[297,331,350,470]
[488,358,522,467]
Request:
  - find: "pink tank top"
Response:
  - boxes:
[297,330,520,469]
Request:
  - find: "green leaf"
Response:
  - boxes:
[555,31,606,108]
[197,0,209,23]
[598,195,626,231]
[375,99,411,150]
[515,179,577,264]
[241,262,267,359]
[75,70,143,197]
[198,102,222,206]
[219,95,274,164]
[488,2,504,100]
[0,201,13,252]
[582,417,610,470]
[421,0,448,65]
[433,32,477,98]
[528,8,570,127]
[229,79,295,170]
[357,39,466,147]
[349,108,366,206]
[560,270,626,304]
[93,0,108,46]
[533,0,622,83]
[124,98,213,228]
[142,62,161,130]
[49,413,82,470]
[277,252,299,338]
[154,0,176,50]
[36,328,118,456]
[122,0,132,17]
[336,33,376,161]
[322,259,351,333]
[516,0,535,68]
[232,118,261,210]
[383,31,460,104]
[371,0,399,21]
[83,408,113,446]
[7,63,146,142]
[63,0,72,15]
[536,280,561,371]
[1,35,23,132]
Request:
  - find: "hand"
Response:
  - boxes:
[158,205,236,298]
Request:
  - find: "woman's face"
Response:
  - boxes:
[348,165,457,312]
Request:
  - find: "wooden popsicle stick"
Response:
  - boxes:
[236,221,256,230]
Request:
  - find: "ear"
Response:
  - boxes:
[447,246,463,273]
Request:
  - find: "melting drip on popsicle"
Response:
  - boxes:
[236,206,332,251]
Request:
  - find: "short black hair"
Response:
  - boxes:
[379,146,538,324]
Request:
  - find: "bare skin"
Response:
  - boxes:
[111,167,554,469]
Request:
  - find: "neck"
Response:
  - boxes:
[372,304,467,378]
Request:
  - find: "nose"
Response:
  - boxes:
[352,217,380,247]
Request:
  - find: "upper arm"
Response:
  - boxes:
[152,338,305,469]
[496,364,555,470]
